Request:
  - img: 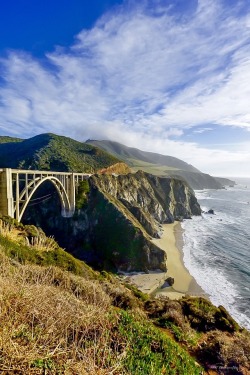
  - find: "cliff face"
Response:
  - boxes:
[22,171,201,272]
[90,171,201,237]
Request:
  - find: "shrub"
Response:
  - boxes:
[181,297,240,333]
[75,180,90,209]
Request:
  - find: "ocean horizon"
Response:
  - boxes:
[182,177,250,330]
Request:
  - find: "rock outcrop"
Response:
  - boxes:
[22,171,201,272]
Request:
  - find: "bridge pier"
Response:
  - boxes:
[0,169,14,218]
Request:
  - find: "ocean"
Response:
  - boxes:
[182,177,250,330]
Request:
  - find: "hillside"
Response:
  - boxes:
[0,133,121,172]
[0,215,249,374]
[86,140,235,189]
[86,139,200,173]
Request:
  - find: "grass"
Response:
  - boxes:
[0,216,95,278]
[0,261,113,373]
[181,297,241,332]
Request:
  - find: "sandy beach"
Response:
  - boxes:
[125,222,206,299]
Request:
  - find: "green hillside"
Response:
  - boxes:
[86,140,235,189]
[86,139,200,173]
[0,133,121,172]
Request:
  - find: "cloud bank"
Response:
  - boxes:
[0,0,250,176]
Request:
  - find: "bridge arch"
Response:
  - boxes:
[18,176,72,222]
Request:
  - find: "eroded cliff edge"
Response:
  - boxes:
[23,171,201,272]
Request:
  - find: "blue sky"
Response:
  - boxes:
[0,0,250,177]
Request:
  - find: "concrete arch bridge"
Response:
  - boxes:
[0,168,91,222]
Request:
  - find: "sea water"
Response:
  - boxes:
[182,178,250,330]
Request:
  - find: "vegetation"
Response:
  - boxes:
[0,133,121,172]
[0,217,249,374]
[0,135,23,144]
[75,179,90,210]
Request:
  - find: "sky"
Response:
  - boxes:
[0,0,250,177]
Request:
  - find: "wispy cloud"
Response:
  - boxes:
[0,0,250,175]
[193,128,213,134]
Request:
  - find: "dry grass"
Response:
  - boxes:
[0,252,125,374]
[0,218,14,237]
[0,218,58,252]
[28,235,58,252]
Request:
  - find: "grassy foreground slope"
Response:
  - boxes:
[0,133,121,172]
[0,216,203,374]
[0,217,249,374]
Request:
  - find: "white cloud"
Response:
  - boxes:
[0,0,250,175]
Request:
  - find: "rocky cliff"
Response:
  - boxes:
[90,171,201,236]
[22,171,201,272]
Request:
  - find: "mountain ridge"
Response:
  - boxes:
[0,133,121,172]
[86,139,235,189]
[86,139,200,173]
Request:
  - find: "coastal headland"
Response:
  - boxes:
[125,222,206,299]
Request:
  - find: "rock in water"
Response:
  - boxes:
[207,209,215,215]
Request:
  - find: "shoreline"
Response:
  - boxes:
[125,221,206,300]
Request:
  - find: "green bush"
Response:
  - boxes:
[181,297,240,332]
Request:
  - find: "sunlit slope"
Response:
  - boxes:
[86,139,200,173]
